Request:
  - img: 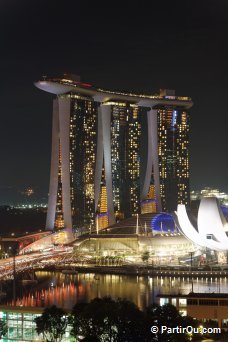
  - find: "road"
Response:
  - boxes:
[0,247,74,280]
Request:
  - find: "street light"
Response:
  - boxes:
[190,251,194,293]
[11,243,18,306]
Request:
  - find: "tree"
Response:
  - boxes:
[141,251,150,265]
[71,298,117,341]
[70,302,91,340]
[0,320,7,338]
[71,297,151,342]
[146,303,199,341]
[114,298,151,341]
[34,305,67,342]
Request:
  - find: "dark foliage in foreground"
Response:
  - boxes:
[70,297,150,341]
[34,297,203,341]
[34,305,67,342]
[0,319,7,338]
[70,298,198,342]
[147,303,198,341]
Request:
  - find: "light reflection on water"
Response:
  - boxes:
[8,272,228,310]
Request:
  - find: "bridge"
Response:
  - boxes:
[0,247,75,281]
[0,231,52,251]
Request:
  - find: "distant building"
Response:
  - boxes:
[157,293,228,329]
[191,187,228,206]
[21,187,34,197]
[35,76,192,232]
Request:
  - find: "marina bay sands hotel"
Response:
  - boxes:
[35,75,193,232]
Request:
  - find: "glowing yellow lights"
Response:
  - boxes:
[103,101,126,106]
[60,78,73,83]
[52,85,190,233]
[158,108,190,211]
[55,215,64,229]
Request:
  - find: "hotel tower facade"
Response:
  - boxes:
[35,76,193,232]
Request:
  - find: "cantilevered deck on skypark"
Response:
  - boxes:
[34,76,193,108]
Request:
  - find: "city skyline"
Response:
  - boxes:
[0,0,228,205]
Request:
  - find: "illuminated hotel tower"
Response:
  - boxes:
[95,102,141,226]
[35,76,193,232]
[141,90,190,213]
[157,103,190,212]
[45,92,97,232]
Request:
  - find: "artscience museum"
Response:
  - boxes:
[73,197,228,265]
[175,197,228,252]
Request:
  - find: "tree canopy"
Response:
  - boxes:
[147,303,198,341]
[71,297,151,341]
[34,305,68,342]
[34,298,201,342]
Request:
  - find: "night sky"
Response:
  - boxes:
[0,0,228,204]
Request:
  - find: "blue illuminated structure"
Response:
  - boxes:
[221,205,228,220]
[151,213,176,232]
[171,110,177,128]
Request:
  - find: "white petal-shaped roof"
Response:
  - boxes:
[176,197,228,251]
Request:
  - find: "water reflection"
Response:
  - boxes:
[7,272,228,310]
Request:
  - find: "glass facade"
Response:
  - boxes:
[127,105,141,216]
[0,310,74,341]
[55,145,64,229]
[157,106,190,212]
[110,103,127,217]
[55,94,97,232]
[70,96,97,231]
[110,103,141,219]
